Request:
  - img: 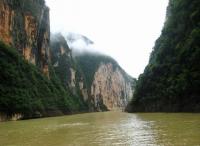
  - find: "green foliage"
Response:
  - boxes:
[0,41,86,118]
[127,0,200,112]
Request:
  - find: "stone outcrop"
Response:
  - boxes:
[91,63,133,111]
[69,68,76,88]
[0,113,23,122]
[0,0,50,76]
[79,80,89,101]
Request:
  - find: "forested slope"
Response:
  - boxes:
[126,0,200,112]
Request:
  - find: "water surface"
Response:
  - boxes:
[0,112,200,146]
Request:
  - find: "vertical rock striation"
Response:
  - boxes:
[0,0,50,76]
[74,53,135,111]
[91,63,133,111]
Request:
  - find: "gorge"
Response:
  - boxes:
[0,0,134,121]
[0,0,200,145]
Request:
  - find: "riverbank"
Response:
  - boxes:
[0,110,106,122]
[0,113,23,122]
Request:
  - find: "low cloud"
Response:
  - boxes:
[65,32,103,56]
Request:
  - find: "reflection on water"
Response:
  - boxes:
[0,112,200,146]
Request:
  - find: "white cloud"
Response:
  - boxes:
[46,0,169,78]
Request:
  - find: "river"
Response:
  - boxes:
[0,112,200,146]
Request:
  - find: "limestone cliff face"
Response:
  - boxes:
[70,34,135,111]
[0,0,50,76]
[91,63,133,111]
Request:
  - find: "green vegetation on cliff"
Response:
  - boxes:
[0,41,86,118]
[127,0,200,112]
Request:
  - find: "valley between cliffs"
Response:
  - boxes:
[0,0,135,121]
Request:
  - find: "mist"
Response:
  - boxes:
[46,0,169,78]
[65,32,106,57]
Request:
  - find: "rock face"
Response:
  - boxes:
[74,53,135,111]
[50,33,89,102]
[91,63,133,111]
[65,32,135,111]
[79,81,89,101]
[0,0,50,76]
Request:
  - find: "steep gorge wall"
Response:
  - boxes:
[127,0,200,112]
[50,34,89,108]
[91,63,133,111]
[0,0,50,76]
[75,54,135,111]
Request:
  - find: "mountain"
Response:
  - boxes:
[126,0,200,112]
[52,32,135,111]
[75,53,135,111]
[0,0,134,121]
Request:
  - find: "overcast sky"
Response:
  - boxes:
[46,0,169,78]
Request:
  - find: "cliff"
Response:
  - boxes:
[50,33,89,110]
[75,53,135,111]
[0,0,50,76]
[126,0,200,112]
[91,63,133,111]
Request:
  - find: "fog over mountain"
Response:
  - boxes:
[46,0,169,78]
[65,32,105,57]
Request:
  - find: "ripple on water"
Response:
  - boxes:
[44,122,89,132]
[1,112,199,146]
